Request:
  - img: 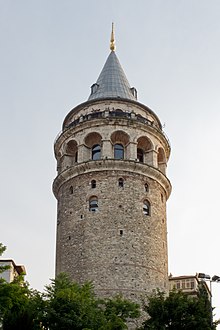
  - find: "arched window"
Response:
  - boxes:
[144,183,149,192]
[114,144,124,159]
[91,180,96,189]
[137,148,144,163]
[89,197,98,212]
[118,178,124,188]
[65,140,78,165]
[143,200,150,216]
[92,144,101,160]
[158,147,166,163]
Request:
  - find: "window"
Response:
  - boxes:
[144,183,149,192]
[91,180,96,188]
[75,151,78,163]
[69,186,73,194]
[137,148,144,163]
[118,178,124,188]
[89,197,98,212]
[184,279,195,290]
[143,200,150,215]
[114,144,124,159]
[91,83,99,94]
[92,144,101,160]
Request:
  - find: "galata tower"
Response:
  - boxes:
[53,26,171,303]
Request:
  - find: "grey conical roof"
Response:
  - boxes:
[88,51,137,101]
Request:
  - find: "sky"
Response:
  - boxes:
[1,0,220,324]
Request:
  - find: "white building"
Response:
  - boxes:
[169,274,211,300]
[0,259,26,283]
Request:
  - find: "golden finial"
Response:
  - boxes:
[110,22,116,51]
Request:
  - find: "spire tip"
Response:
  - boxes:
[110,22,116,51]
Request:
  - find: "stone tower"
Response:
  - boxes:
[53,27,171,303]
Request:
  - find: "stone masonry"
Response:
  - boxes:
[53,97,171,305]
[53,38,172,328]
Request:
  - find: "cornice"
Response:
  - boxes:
[53,159,172,200]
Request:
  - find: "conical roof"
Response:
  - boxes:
[88,51,137,101]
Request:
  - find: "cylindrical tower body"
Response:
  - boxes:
[53,93,171,301]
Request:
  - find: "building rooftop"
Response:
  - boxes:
[88,24,137,102]
[0,259,26,282]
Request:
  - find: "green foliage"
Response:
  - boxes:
[100,294,140,330]
[41,273,104,330]
[142,286,216,330]
[0,276,42,330]
[0,243,10,274]
[40,273,140,330]
[0,241,140,330]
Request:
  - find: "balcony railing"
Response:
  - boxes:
[55,110,171,149]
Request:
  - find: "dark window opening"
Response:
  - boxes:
[114,144,124,159]
[91,83,99,94]
[143,200,150,216]
[118,178,124,188]
[89,197,98,212]
[70,186,73,194]
[92,144,101,160]
[137,148,144,163]
[91,180,96,188]
[75,151,78,163]
[144,183,149,192]
[120,230,123,236]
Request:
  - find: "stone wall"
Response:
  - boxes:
[54,97,171,328]
[56,168,169,301]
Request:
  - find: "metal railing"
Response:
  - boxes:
[54,110,171,149]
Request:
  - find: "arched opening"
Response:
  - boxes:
[158,147,166,163]
[92,144,101,160]
[157,147,166,174]
[111,130,130,159]
[114,144,124,159]
[118,178,124,188]
[137,148,144,163]
[144,183,149,192]
[85,132,102,161]
[62,140,78,170]
[137,136,152,164]
[143,200,151,216]
[66,140,78,157]
[91,180,96,189]
[85,132,102,148]
[89,196,98,212]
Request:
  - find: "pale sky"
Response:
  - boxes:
[1,0,220,325]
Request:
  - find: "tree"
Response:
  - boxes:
[100,294,140,330]
[0,276,42,330]
[0,243,42,329]
[0,243,9,275]
[0,242,140,330]
[40,273,140,330]
[141,285,218,330]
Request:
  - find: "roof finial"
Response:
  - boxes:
[110,22,116,51]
